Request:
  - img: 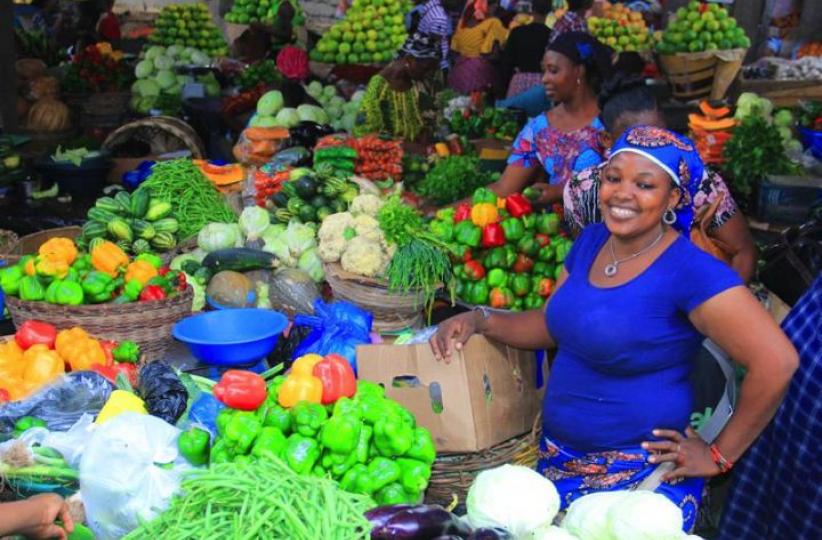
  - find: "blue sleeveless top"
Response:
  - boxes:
[543,223,743,452]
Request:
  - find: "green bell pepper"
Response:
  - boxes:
[397,458,432,494]
[538,244,556,263]
[435,207,455,223]
[209,440,232,464]
[290,401,328,438]
[135,253,163,269]
[356,380,385,400]
[178,427,210,466]
[501,217,525,242]
[429,220,454,242]
[19,276,45,302]
[72,254,92,274]
[45,280,83,305]
[224,410,262,455]
[356,424,373,464]
[62,268,79,283]
[268,375,287,397]
[332,396,362,419]
[472,187,498,205]
[45,280,60,304]
[358,394,391,426]
[375,482,416,506]
[13,416,46,437]
[502,245,517,269]
[517,236,540,258]
[283,434,320,475]
[405,427,436,464]
[251,426,288,460]
[259,400,292,433]
[521,213,536,230]
[535,212,560,235]
[467,281,490,306]
[0,265,23,295]
[525,293,545,310]
[554,238,572,263]
[367,457,402,491]
[532,261,551,277]
[555,263,563,280]
[483,247,506,270]
[374,414,414,457]
[123,278,144,302]
[81,271,117,303]
[341,463,373,494]
[511,274,531,297]
[486,268,509,289]
[454,220,481,248]
[147,275,172,294]
[320,415,361,455]
[112,340,140,363]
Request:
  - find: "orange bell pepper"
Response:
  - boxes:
[91,241,129,278]
[38,237,78,266]
[0,340,25,380]
[471,203,499,227]
[56,328,106,371]
[124,260,158,286]
[277,354,325,408]
[22,344,64,387]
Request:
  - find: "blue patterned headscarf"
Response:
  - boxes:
[609,125,705,232]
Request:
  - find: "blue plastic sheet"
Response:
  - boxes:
[293,299,373,372]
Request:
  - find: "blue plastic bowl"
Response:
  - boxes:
[172,309,288,366]
[798,126,822,160]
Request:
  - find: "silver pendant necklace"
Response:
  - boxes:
[604,229,665,278]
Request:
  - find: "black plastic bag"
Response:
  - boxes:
[288,122,336,150]
[268,324,312,371]
[0,372,114,436]
[138,362,188,425]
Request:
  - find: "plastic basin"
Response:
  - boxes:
[798,126,822,160]
[172,309,288,366]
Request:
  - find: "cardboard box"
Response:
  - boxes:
[357,336,544,453]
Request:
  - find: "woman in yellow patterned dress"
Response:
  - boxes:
[448,0,508,94]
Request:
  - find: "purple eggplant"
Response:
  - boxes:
[466,528,513,540]
[366,505,415,535]
[370,504,472,540]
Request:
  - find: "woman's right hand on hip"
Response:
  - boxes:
[430,311,480,363]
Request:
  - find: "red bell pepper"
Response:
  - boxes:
[454,202,472,223]
[481,223,506,248]
[464,259,487,281]
[535,233,551,248]
[489,287,514,309]
[506,193,533,218]
[513,254,535,274]
[535,278,555,298]
[462,248,474,262]
[158,266,171,276]
[0,389,9,402]
[313,354,356,405]
[15,321,58,350]
[139,285,167,302]
[91,363,138,387]
[213,370,267,410]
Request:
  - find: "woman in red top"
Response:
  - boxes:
[96,0,121,43]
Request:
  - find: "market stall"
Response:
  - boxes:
[0,0,819,538]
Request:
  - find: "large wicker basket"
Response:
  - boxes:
[11,226,81,255]
[657,48,747,101]
[323,262,425,332]
[102,116,205,159]
[0,230,19,257]
[5,288,193,361]
[424,414,542,512]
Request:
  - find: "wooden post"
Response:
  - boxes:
[0,0,18,131]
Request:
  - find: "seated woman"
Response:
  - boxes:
[564,75,758,281]
[431,126,798,532]
[353,33,440,141]
[448,0,508,94]
[481,32,613,206]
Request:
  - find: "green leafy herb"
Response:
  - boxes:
[414,155,493,205]
[385,238,454,315]
[723,116,798,197]
[376,196,423,247]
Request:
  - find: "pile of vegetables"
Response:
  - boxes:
[131,45,219,115]
[148,3,227,57]
[123,458,372,540]
[352,135,404,182]
[135,159,237,240]
[270,165,360,225]
[235,59,282,90]
[314,135,359,176]
[318,195,392,278]
[449,108,520,141]
[0,320,141,401]
[180,361,436,507]
[688,101,735,165]
[61,42,132,94]
[224,0,305,27]
[304,81,365,133]
[414,155,497,205]
[251,89,329,129]
[655,0,749,54]
[0,237,188,307]
[79,188,181,254]
[233,124,291,167]
[0,422,79,496]
[430,188,571,310]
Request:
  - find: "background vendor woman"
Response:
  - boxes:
[431,126,798,531]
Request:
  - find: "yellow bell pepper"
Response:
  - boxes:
[0,340,25,381]
[291,354,324,376]
[96,390,147,424]
[55,327,89,355]
[96,42,113,55]
[22,344,64,387]
[38,237,78,266]
[91,241,129,278]
[471,202,499,227]
[277,354,324,408]
[35,255,70,279]
[56,330,106,372]
[124,260,158,286]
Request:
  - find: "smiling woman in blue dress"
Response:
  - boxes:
[430,126,798,532]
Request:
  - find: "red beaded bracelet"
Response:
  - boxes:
[710,444,734,473]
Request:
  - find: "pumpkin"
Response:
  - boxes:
[27,98,71,132]
[28,76,60,101]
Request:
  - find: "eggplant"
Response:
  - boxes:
[431,536,463,540]
[366,505,415,534]
[371,505,471,540]
[288,121,336,149]
[466,528,513,540]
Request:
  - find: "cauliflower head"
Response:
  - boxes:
[350,194,384,216]
[341,236,385,278]
[318,212,354,242]
[318,235,347,263]
[352,214,383,243]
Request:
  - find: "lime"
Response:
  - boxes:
[326,40,339,52]
[738,35,751,48]
[335,52,347,64]
[692,20,704,32]
[688,0,700,10]
[339,42,352,54]
[712,31,724,43]
[719,39,732,50]
[668,32,683,44]
[701,11,715,23]
[353,42,365,53]
[372,52,383,63]
[687,11,699,22]
[676,7,687,19]
[343,31,355,43]
[683,29,697,42]
[706,20,720,32]
[366,40,377,52]
[699,31,712,44]
[706,42,718,51]
[688,40,703,53]
[367,29,378,40]
[606,36,618,47]
[356,32,367,42]
[716,10,729,21]
[348,53,360,64]
[618,35,630,46]
[603,26,614,37]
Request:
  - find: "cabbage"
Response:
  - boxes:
[284,220,317,257]
[257,90,284,116]
[135,60,154,79]
[562,491,628,540]
[197,223,239,252]
[134,79,161,98]
[297,104,329,125]
[239,206,271,241]
[351,90,365,103]
[329,96,345,109]
[190,51,210,66]
[323,85,337,98]
[274,107,301,128]
[264,236,295,266]
[774,109,794,128]
[777,126,793,142]
[155,69,176,89]
[306,81,323,98]
[166,45,183,59]
[262,224,287,244]
[154,55,173,71]
[144,46,165,60]
[185,274,206,311]
[466,465,560,538]
[607,492,684,540]
[298,248,325,282]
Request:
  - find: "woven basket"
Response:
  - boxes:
[6,288,193,361]
[425,414,542,511]
[657,48,747,101]
[102,116,205,159]
[0,230,19,256]
[323,262,424,332]
[12,227,82,256]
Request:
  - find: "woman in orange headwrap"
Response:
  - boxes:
[448,0,508,94]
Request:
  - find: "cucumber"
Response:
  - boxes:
[202,248,278,273]
[82,221,107,239]
[94,196,121,214]
[107,218,133,242]
[114,190,132,215]
[87,207,119,223]
[153,217,179,234]
[130,189,151,218]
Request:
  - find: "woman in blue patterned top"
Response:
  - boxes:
[431,126,798,532]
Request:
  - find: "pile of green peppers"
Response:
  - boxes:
[179,380,436,507]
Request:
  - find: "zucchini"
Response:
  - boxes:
[202,248,278,273]
[130,189,151,218]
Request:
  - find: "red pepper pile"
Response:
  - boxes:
[62,44,132,94]
[254,168,290,207]
[352,136,404,181]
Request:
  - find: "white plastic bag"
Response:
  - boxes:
[79,413,190,540]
